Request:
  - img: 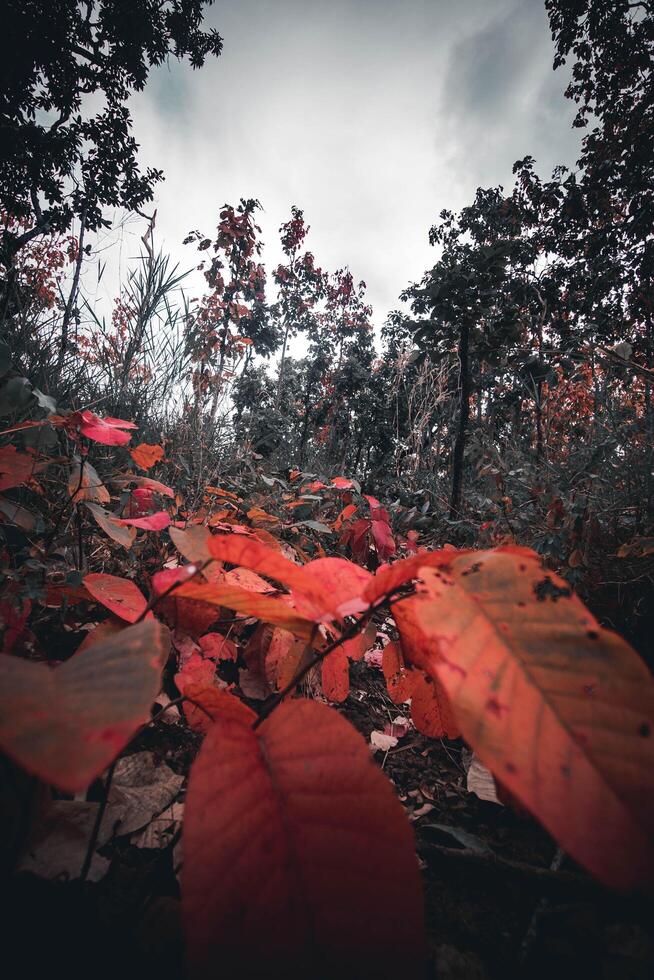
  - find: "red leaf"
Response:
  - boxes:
[208,535,370,622]
[151,568,217,636]
[0,620,169,791]
[181,680,254,734]
[116,511,170,531]
[83,573,148,623]
[342,517,371,565]
[182,699,425,976]
[199,632,238,662]
[371,519,396,561]
[130,488,155,514]
[76,410,137,446]
[0,444,37,491]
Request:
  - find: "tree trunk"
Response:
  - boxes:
[449,320,470,520]
[56,212,86,381]
[275,318,290,408]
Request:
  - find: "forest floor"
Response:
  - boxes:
[4,658,653,980]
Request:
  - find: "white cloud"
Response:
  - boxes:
[85,0,581,341]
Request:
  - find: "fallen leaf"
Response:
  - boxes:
[370,730,398,752]
[466,754,501,805]
[106,751,184,836]
[17,800,112,882]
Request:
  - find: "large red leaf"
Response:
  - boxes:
[208,534,310,591]
[407,548,654,891]
[0,620,169,792]
[289,556,372,622]
[84,573,148,623]
[182,699,425,977]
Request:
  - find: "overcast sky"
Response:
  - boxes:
[97,0,581,333]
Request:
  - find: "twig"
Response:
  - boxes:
[80,759,116,882]
[417,841,602,897]
[519,847,565,965]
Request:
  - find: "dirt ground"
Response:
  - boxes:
[3,659,653,980]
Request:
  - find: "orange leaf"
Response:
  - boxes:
[362,547,471,607]
[179,681,255,733]
[176,581,316,639]
[129,442,165,470]
[410,669,460,739]
[330,476,357,490]
[199,632,238,662]
[264,627,308,691]
[151,568,218,635]
[224,566,276,593]
[182,699,425,976]
[410,548,654,891]
[247,506,279,526]
[382,641,416,704]
[321,645,350,702]
[0,620,169,791]
[68,459,110,504]
[333,502,357,530]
